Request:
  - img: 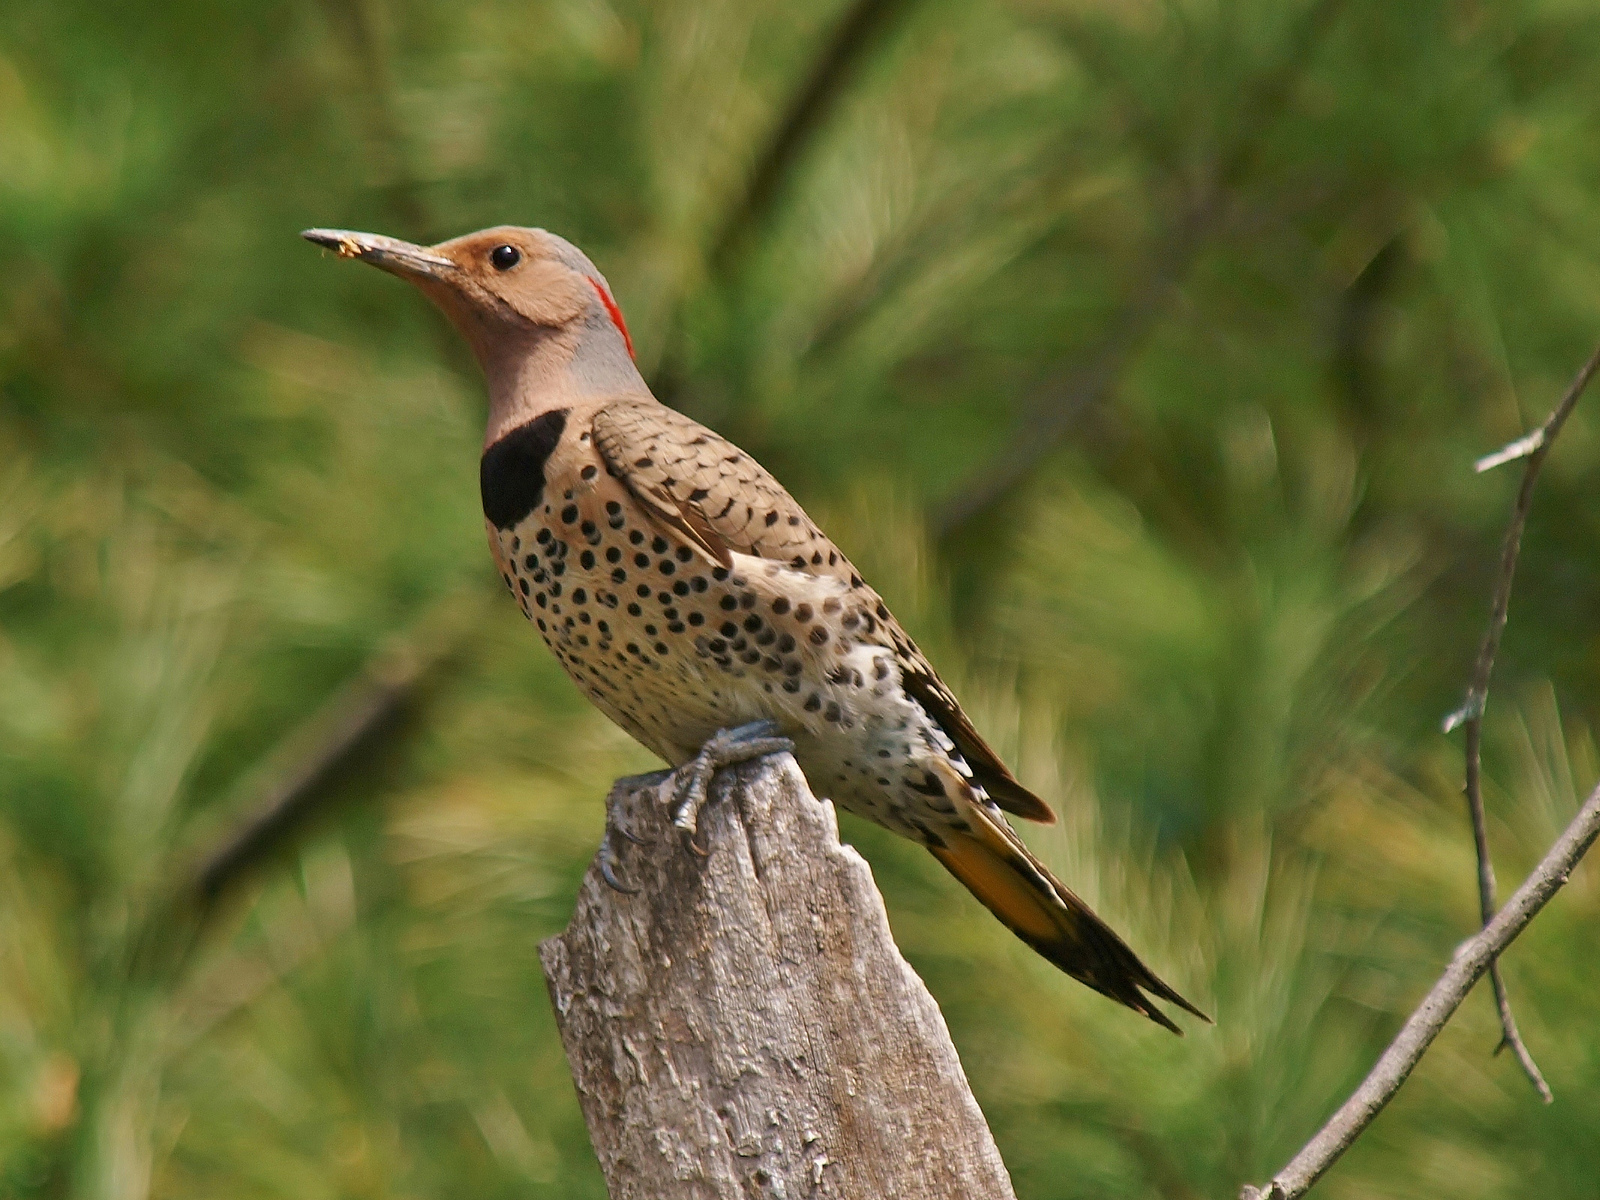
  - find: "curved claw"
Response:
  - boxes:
[615,820,650,846]
[598,848,639,895]
[599,770,671,894]
[656,721,797,862]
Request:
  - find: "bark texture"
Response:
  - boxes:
[540,753,1017,1200]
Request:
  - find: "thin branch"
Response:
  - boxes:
[190,589,485,906]
[932,194,1213,535]
[1445,339,1600,732]
[934,0,1348,536]
[1464,711,1549,1101]
[1440,338,1600,1100]
[654,0,921,412]
[708,0,918,274]
[1239,778,1600,1200]
[1238,341,1600,1198]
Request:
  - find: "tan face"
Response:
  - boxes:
[301,224,631,356]
[419,226,593,332]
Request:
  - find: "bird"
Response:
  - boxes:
[303,223,1208,1033]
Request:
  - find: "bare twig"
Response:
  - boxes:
[1445,339,1600,733]
[1440,338,1600,1101]
[1239,779,1600,1200]
[934,0,1348,536]
[1238,341,1600,1198]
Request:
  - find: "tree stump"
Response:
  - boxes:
[539,752,1017,1199]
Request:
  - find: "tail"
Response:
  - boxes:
[928,802,1209,1034]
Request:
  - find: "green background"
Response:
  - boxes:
[2,0,1598,1196]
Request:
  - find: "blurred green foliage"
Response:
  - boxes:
[3,0,1599,1196]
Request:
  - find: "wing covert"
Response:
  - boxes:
[592,398,844,577]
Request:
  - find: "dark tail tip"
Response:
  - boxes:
[1046,886,1211,1035]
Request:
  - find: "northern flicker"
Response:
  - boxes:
[304,224,1207,1033]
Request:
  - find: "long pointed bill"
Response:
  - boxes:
[301,228,457,281]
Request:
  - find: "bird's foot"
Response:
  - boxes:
[668,720,794,853]
[596,769,670,894]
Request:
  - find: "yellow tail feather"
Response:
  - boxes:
[929,807,1208,1033]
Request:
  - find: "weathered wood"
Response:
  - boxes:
[540,753,1018,1200]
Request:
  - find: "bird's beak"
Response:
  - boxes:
[301,228,458,281]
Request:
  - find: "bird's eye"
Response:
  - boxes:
[490,244,521,271]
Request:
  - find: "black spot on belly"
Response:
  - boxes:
[480,409,569,530]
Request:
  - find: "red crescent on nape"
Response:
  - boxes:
[587,277,635,360]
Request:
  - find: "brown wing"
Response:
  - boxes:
[591,398,846,576]
[897,653,1056,824]
[592,396,1054,824]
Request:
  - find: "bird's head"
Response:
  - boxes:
[303,225,641,432]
